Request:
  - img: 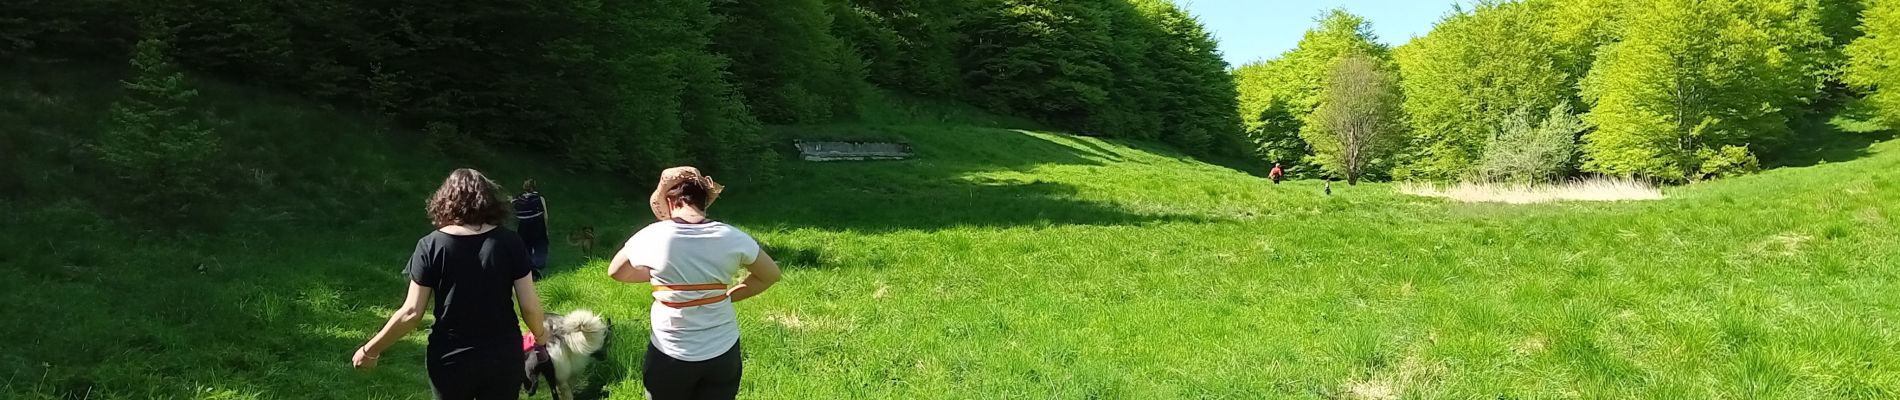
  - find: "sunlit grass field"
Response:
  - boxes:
[4,63,1899,399]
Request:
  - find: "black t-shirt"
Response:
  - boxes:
[405,228,531,356]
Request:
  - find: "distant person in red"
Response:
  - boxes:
[1269,163,1285,184]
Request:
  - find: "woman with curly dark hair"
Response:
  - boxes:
[354,168,552,400]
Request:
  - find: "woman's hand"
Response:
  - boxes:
[352,346,380,370]
[358,282,429,371]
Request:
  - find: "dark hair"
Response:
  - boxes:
[522,179,536,192]
[427,168,508,227]
[665,178,712,212]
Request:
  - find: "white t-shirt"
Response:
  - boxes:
[621,220,760,361]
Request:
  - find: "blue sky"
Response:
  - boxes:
[1179,0,1469,66]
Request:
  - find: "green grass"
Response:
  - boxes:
[5,62,1900,399]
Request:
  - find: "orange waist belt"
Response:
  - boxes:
[652,283,730,308]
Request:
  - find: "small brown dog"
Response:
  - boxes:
[568,226,596,259]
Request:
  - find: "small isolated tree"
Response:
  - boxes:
[1307,53,1403,185]
[1477,103,1586,183]
[96,27,222,221]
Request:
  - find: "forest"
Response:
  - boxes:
[1239,0,1900,184]
[8,0,1900,191]
[0,0,1241,182]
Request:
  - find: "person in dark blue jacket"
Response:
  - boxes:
[514,179,550,280]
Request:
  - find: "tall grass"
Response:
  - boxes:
[1398,177,1664,203]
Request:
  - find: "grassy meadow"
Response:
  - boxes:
[5,63,1900,399]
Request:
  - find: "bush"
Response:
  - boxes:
[1695,145,1761,180]
[93,32,223,223]
[1477,104,1584,183]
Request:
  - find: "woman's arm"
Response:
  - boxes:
[355,281,432,369]
[608,247,651,283]
[727,250,781,303]
[514,276,549,346]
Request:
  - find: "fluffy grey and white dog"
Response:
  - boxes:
[526,309,609,400]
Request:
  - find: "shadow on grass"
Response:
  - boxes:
[1036,133,1127,163]
[0,229,443,398]
[764,243,836,270]
[726,125,1218,232]
[1764,103,1898,168]
[727,179,1214,233]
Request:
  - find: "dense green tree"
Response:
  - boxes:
[549,0,769,176]
[1087,0,1168,140]
[11,0,1254,180]
[958,0,1115,131]
[0,0,130,59]
[1235,0,1857,183]
[1580,0,1830,181]
[1132,0,1243,155]
[1234,61,1315,176]
[1278,10,1391,116]
[1813,0,1868,81]
[1797,0,1868,112]
[1545,0,1629,51]
[150,0,294,83]
[950,0,1244,157]
[8,0,774,179]
[1818,0,1867,45]
[828,0,969,96]
[712,0,866,124]
[1234,9,1389,176]
[1394,0,1581,180]
[1849,0,1900,123]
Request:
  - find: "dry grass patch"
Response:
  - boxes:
[1342,355,1446,400]
[1733,232,1813,261]
[1399,178,1663,204]
[766,312,855,332]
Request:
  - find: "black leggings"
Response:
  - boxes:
[427,346,524,400]
[643,341,743,400]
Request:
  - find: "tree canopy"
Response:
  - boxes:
[1850,0,1900,123]
[1234,10,1391,178]
[1394,0,1585,180]
[1239,1,1870,183]
[7,0,1251,181]
[1580,0,1830,181]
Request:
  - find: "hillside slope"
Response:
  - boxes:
[5,64,1900,399]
